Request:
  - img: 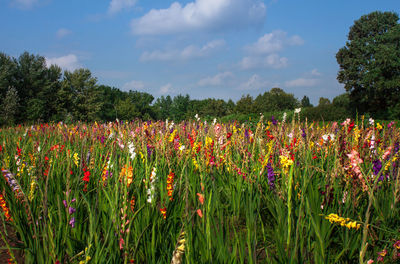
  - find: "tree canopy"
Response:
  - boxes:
[336,11,400,119]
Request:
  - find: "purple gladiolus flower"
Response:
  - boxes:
[69,207,76,215]
[271,116,277,125]
[373,159,382,175]
[147,144,153,158]
[244,129,249,139]
[301,128,306,139]
[266,163,275,190]
[394,142,399,154]
[63,200,67,208]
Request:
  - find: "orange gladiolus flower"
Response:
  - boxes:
[197,193,204,205]
[196,209,203,218]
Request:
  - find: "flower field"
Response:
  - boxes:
[0,115,400,263]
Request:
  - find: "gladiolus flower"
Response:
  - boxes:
[119,238,124,250]
[394,240,400,250]
[69,207,76,215]
[160,207,166,219]
[167,172,175,200]
[69,217,75,228]
[83,170,90,182]
[197,193,204,205]
[196,209,203,218]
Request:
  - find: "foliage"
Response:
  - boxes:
[336,11,400,119]
[300,95,313,108]
[0,86,19,125]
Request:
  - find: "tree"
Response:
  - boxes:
[61,69,103,121]
[171,94,190,121]
[300,96,313,107]
[15,52,54,122]
[236,94,254,114]
[153,95,173,120]
[0,53,18,99]
[97,85,125,121]
[128,91,155,119]
[336,11,400,118]
[254,88,298,113]
[318,97,331,107]
[1,86,19,125]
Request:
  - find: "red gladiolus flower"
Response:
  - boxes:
[83,170,90,182]
[160,207,167,219]
[348,121,354,133]
[17,146,22,156]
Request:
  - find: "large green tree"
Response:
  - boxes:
[336,11,400,118]
[61,69,103,122]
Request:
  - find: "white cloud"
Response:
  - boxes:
[245,30,303,55]
[122,80,145,91]
[140,39,225,61]
[160,83,172,94]
[198,71,233,86]
[10,0,37,9]
[239,30,303,70]
[311,69,321,76]
[240,54,288,69]
[56,28,72,39]
[45,54,81,71]
[238,74,272,90]
[131,0,266,35]
[108,0,137,14]
[285,78,318,87]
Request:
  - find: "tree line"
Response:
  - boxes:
[0,51,354,125]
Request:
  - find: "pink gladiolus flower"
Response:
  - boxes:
[120,238,124,250]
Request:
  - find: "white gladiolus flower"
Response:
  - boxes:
[147,167,157,204]
[294,108,301,114]
[369,118,374,126]
[282,112,287,122]
[322,134,335,142]
[128,142,136,160]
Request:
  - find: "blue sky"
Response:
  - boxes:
[1,0,399,105]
